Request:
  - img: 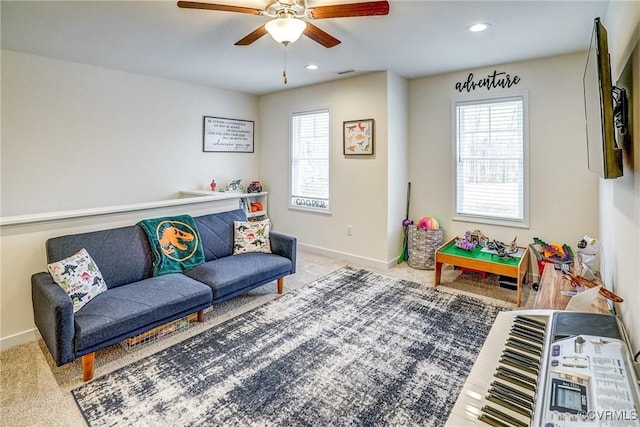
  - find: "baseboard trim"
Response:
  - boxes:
[298,243,395,270]
[0,328,40,352]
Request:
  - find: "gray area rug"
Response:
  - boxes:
[72,266,504,426]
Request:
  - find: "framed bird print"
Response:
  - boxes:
[343,119,374,155]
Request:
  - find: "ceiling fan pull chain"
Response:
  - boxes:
[283,47,288,85]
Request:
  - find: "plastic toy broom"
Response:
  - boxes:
[397,182,411,264]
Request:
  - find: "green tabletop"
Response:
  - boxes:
[439,238,523,267]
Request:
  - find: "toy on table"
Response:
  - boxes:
[533,237,573,262]
[564,272,624,303]
[530,237,574,274]
[455,231,476,251]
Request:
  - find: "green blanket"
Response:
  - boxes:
[138,214,205,276]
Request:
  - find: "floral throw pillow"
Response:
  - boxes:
[47,248,108,312]
[233,219,271,254]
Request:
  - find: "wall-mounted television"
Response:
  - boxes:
[583,17,625,179]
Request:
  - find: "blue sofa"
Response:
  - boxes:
[31,209,296,381]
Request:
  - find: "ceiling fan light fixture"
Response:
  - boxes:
[265,16,307,45]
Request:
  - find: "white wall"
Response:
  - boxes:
[1,50,259,216]
[386,73,409,262]
[408,53,600,256]
[258,72,393,266]
[602,1,640,353]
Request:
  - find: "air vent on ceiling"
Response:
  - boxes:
[335,69,356,75]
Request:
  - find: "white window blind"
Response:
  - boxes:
[290,109,330,212]
[455,96,525,222]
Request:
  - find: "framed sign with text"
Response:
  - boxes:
[203,116,254,153]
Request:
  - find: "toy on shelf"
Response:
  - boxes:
[224,179,243,193]
[247,180,263,193]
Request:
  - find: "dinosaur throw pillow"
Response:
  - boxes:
[47,248,108,313]
[233,219,271,254]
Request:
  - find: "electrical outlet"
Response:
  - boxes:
[347,225,352,236]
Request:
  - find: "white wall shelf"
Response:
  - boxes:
[179,191,268,220]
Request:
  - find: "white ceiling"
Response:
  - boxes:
[1,0,609,95]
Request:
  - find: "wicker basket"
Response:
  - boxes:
[408,227,444,270]
[122,312,198,350]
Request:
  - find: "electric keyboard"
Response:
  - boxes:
[446,310,640,427]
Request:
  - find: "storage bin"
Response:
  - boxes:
[408,227,444,270]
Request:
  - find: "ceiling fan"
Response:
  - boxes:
[177,0,390,48]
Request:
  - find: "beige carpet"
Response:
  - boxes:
[0,250,535,427]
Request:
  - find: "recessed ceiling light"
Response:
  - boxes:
[305,64,318,70]
[468,23,490,32]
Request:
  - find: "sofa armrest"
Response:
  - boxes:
[270,231,297,274]
[31,272,76,366]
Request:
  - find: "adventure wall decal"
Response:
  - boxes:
[455,70,521,93]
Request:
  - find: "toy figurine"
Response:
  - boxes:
[247,180,263,193]
[227,179,243,192]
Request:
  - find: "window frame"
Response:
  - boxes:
[451,91,530,228]
[289,107,332,214]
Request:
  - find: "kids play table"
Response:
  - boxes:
[435,237,529,307]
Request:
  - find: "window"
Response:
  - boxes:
[454,95,527,224]
[290,108,330,212]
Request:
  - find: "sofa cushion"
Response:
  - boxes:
[185,253,292,301]
[73,274,212,351]
[194,209,247,261]
[47,248,108,313]
[233,219,271,254]
[46,225,153,289]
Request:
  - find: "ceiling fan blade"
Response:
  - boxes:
[177,1,262,15]
[235,25,269,45]
[308,0,389,19]
[303,23,341,48]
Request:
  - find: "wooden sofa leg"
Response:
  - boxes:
[197,309,204,322]
[277,277,284,294]
[82,352,95,382]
